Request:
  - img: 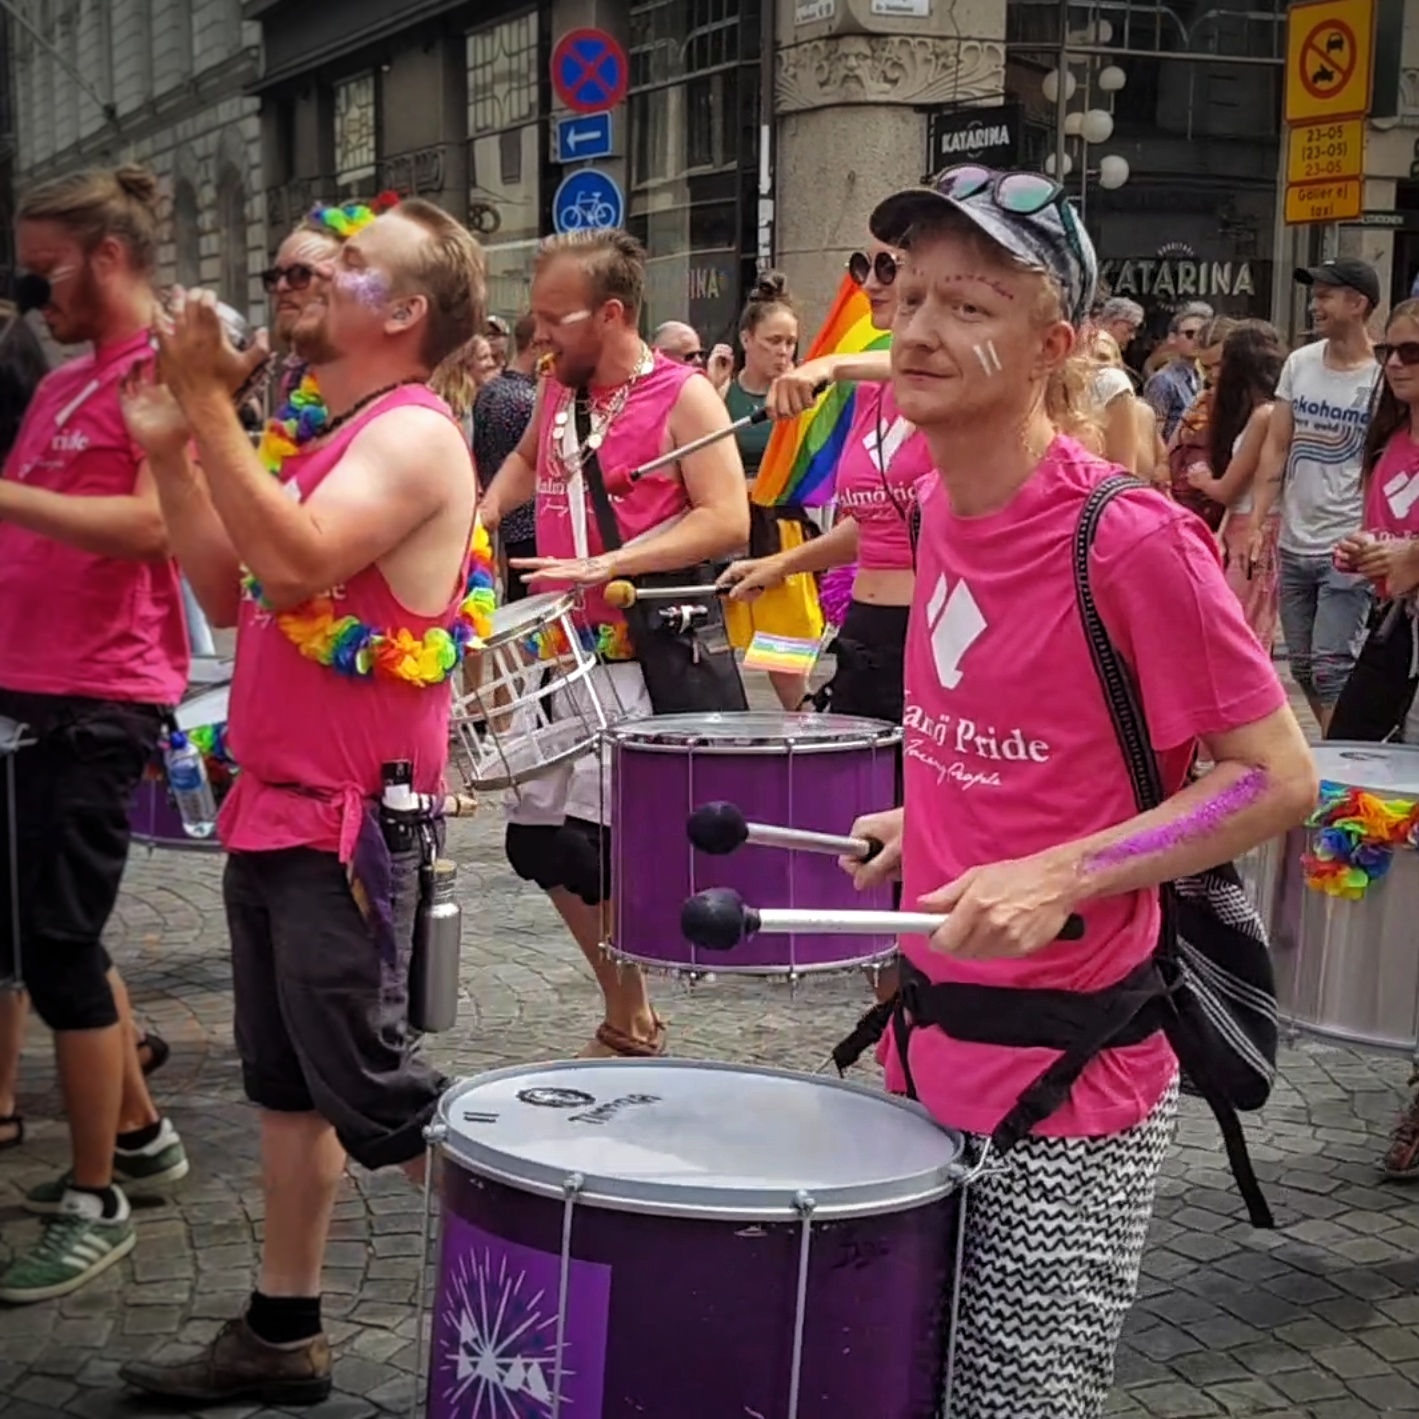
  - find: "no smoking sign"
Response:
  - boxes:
[1284,0,1374,123]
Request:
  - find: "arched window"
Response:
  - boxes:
[217,167,249,316]
[172,179,201,289]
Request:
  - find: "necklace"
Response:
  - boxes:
[550,344,653,479]
[243,375,496,687]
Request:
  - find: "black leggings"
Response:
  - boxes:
[815,601,908,724]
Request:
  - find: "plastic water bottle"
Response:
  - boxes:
[164,730,218,839]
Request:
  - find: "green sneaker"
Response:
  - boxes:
[24,1117,189,1216]
[0,1190,135,1303]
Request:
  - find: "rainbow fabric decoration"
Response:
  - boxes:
[751,274,891,508]
[1302,780,1419,899]
[743,631,824,676]
[523,620,635,664]
[259,372,328,474]
[310,192,400,239]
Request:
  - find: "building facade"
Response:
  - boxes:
[7,0,264,331]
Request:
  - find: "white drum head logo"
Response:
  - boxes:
[517,1087,595,1109]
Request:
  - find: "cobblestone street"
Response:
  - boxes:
[3,679,1419,1417]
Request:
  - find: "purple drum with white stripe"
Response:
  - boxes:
[605,712,900,977]
[427,1059,962,1419]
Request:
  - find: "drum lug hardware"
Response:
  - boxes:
[423,1121,449,1145]
[957,1139,1008,1186]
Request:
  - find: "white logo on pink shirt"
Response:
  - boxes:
[924,574,986,689]
[52,428,90,453]
[868,417,913,473]
[1382,466,1419,522]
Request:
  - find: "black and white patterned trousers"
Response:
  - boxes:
[942,1075,1179,1419]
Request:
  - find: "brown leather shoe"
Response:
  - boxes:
[119,1315,333,1406]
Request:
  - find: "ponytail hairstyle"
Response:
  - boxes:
[739,270,797,336]
[1363,298,1419,486]
[17,163,161,272]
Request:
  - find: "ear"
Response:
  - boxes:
[600,298,626,327]
[90,233,124,276]
[1034,319,1075,379]
[384,292,429,336]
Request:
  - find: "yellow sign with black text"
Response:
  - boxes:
[1284,178,1364,225]
[1285,119,1364,185]
[1284,0,1375,124]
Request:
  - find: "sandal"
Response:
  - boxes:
[136,1031,170,1077]
[591,1016,667,1059]
[0,1113,23,1152]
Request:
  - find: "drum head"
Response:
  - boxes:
[437,1059,961,1220]
[1313,742,1419,796]
[175,683,231,730]
[486,591,578,646]
[605,710,901,754]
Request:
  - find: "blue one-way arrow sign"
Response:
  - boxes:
[555,112,614,164]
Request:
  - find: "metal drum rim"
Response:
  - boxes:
[1311,740,1419,797]
[600,943,900,978]
[602,710,902,755]
[478,591,580,650]
[434,1058,964,1221]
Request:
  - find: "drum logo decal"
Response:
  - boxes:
[517,1087,596,1109]
[431,1214,610,1418]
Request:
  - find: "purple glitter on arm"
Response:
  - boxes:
[1085,767,1268,873]
[336,268,389,309]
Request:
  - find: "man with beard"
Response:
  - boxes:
[0,166,199,1303]
[114,199,482,1404]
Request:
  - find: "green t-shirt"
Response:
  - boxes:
[725,378,771,480]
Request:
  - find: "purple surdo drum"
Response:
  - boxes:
[603,712,900,979]
[130,675,233,854]
[425,1059,963,1419]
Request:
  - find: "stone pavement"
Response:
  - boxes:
[3,676,1419,1417]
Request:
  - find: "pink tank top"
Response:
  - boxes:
[219,385,463,860]
[0,331,189,703]
[833,383,934,571]
[536,352,697,630]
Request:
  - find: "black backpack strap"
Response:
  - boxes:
[573,389,627,557]
[1073,475,1273,1229]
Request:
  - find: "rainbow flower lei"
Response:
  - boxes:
[1302,780,1419,900]
[521,619,635,664]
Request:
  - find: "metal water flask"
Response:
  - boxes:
[409,859,461,1033]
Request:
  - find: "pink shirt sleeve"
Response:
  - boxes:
[1090,495,1288,752]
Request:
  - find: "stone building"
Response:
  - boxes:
[7,0,264,328]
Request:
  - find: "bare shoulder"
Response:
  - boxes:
[670,371,733,434]
[346,403,471,471]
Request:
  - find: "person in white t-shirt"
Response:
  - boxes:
[1249,259,1381,731]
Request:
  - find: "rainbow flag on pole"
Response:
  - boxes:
[750,273,891,508]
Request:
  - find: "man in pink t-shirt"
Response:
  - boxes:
[0,167,199,1306]
[843,169,1316,1418]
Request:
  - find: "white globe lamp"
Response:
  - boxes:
[1044,152,1075,178]
[1081,109,1115,144]
[1041,68,1078,103]
[1064,112,1084,136]
[1098,155,1130,189]
[1098,65,1127,93]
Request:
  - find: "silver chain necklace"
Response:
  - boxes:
[552,344,654,478]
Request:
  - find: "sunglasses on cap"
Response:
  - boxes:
[848,250,899,287]
[1378,341,1419,367]
[933,164,1091,278]
[261,263,316,294]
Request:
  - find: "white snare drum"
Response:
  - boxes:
[1251,742,1419,1054]
[450,592,630,792]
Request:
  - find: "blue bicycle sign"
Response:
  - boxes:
[553,169,624,235]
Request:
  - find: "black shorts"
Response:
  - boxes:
[505,816,610,905]
[224,846,447,1170]
[0,689,163,990]
[502,535,537,604]
[817,601,908,725]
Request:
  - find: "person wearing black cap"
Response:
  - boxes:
[1247,259,1380,732]
[837,166,1315,1418]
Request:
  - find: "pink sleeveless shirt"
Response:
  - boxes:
[834,382,934,572]
[536,352,697,630]
[0,331,189,704]
[219,385,464,860]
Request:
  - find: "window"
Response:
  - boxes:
[334,72,378,192]
[466,13,541,323]
[217,168,249,316]
[172,180,201,289]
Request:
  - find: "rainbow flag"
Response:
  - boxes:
[751,274,891,508]
[743,631,824,676]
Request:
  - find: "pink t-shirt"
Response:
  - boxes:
[895,437,1286,1138]
[1363,429,1419,539]
[0,331,189,704]
[834,383,935,571]
[536,353,698,630]
[220,385,464,860]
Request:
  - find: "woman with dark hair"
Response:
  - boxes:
[1163,315,1235,531]
[719,271,824,708]
[1186,319,1287,650]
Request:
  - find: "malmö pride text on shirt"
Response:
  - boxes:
[895,437,1286,1141]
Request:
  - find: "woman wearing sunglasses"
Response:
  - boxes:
[719,238,931,731]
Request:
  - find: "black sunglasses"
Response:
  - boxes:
[1377,341,1419,367]
[848,250,899,287]
[684,349,707,365]
[261,263,316,294]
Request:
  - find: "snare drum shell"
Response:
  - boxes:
[1250,742,1419,1053]
[608,712,900,975]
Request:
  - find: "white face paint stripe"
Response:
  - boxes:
[972,344,992,376]
[987,340,1003,372]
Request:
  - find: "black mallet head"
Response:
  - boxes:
[680,887,758,950]
[686,801,750,856]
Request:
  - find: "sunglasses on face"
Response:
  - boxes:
[261,263,316,294]
[1377,341,1419,368]
[1177,327,1203,342]
[848,250,899,287]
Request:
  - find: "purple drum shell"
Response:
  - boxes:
[609,714,899,974]
[426,1062,960,1419]
[129,771,225,854]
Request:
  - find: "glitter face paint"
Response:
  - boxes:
[336,267,390,309]
[1083,767,1268,874]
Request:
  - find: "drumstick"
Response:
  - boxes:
[680,888,1086,951]
[601,377,832,497]
[604,580,725,609]
[688,801,882,862]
